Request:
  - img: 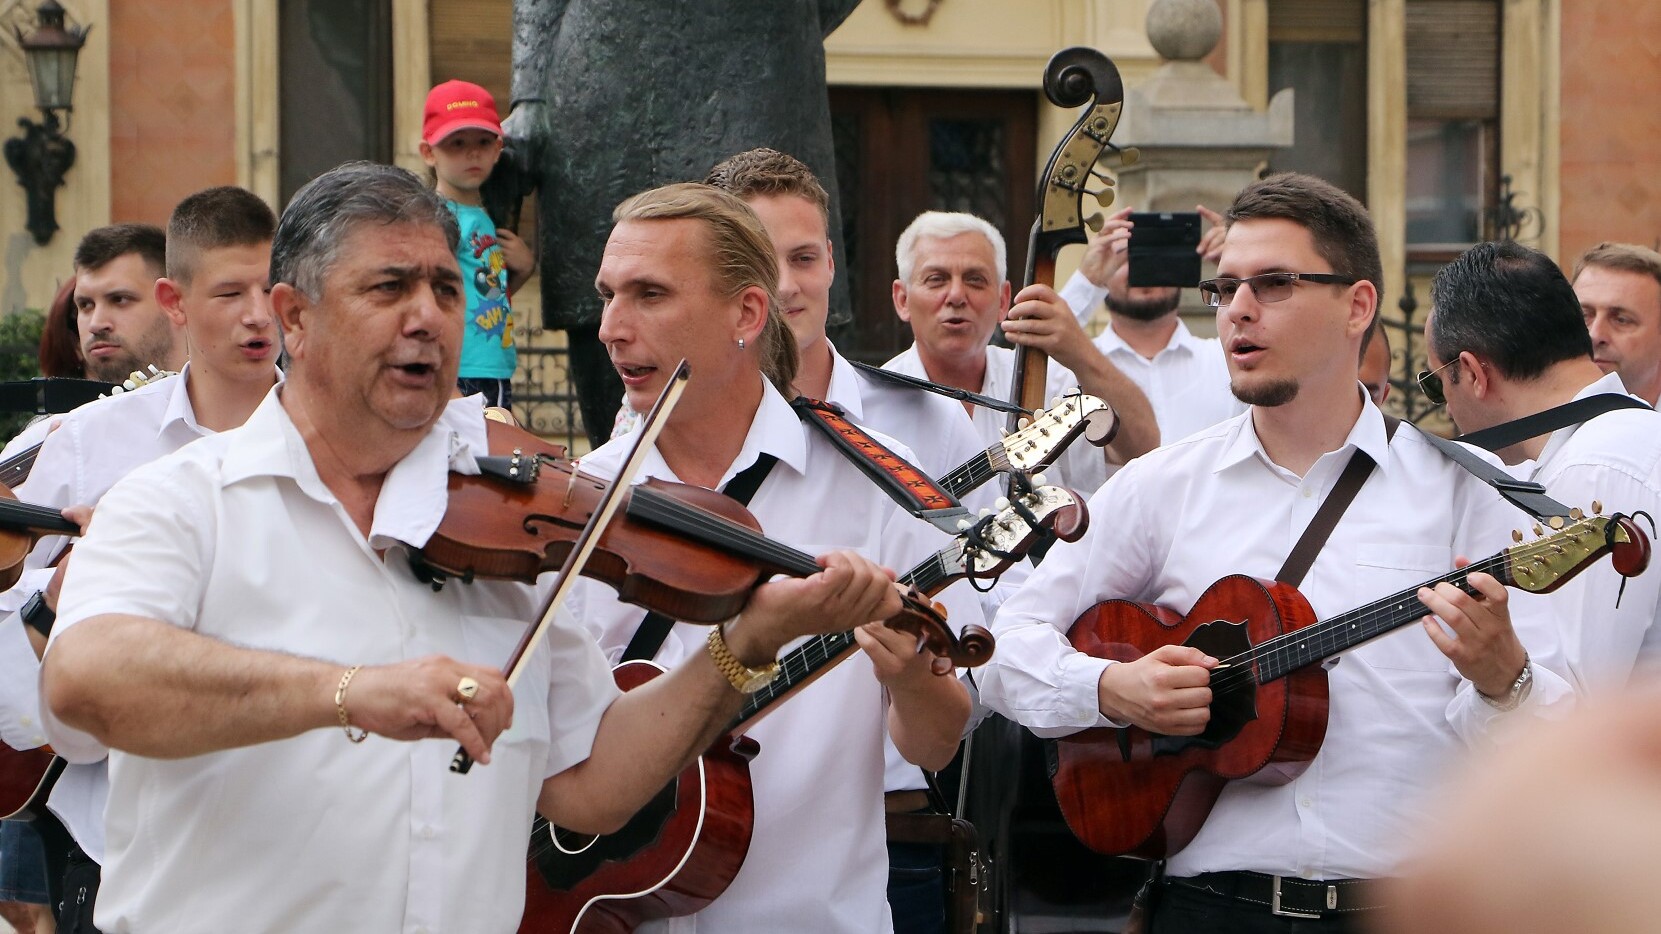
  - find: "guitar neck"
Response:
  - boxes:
[938,450,1000,501]
[729,553,959,729]
[1250,554,1517,684]
[0,443,41,489]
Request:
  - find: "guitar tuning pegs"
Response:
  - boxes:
[1032,472,1048,487]
[998,427,1010,438]
[995,497,1010,511]
[1051,396,1062,409]
[1532,524,1545,537]
[1549,516,1566,530]
[1570,507,1585,520]
[1593,500,1603,514]
[1084,213,1105,233]
[1018,417,1032,429]
[979,508,994,518]
[957,518,972,532]
[1512,529,1523,543]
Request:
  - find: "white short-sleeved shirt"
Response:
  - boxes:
[975,393,1575,880]
[43,390,621,934]
[1514,372,1661,690]
[0,367,225,860]
[884,343,1112,498]
[570,376,983,934]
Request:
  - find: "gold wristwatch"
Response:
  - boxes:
[706,622,779,694]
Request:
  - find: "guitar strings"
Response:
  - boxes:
[1201,533,1580,694]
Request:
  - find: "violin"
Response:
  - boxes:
[415,420,994,670]
[0,483,81,592]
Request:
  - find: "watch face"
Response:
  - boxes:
[738,667,778,694]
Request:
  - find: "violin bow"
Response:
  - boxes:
[1006,47,1133,435]
[451,360,692,774]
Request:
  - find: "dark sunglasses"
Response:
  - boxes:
[1197,272,1358,308]
[1415,357,1458,406]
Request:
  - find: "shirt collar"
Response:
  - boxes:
[625,374,810,488]
[1098,318,1204,359]
[220,391,491,549]
[822,341,865,421]
[1215,386,1391,476]
[158,362,204,439]
[1535,370,1633,467]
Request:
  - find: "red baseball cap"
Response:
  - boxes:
[422,80,502,145]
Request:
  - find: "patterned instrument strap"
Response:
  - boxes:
[790,395,969,533]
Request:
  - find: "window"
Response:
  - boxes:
[279,0,393,203]
[1267,0,1369,202]
[1404,0,1500,247]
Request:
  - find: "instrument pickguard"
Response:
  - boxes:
[1148,618,1258,757]
[532,778,680,890]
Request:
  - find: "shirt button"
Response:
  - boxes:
[1301,488,1315,499]
[30,736,45,746]
[1299,796,1315,808]
[420,826,435,840]
[19,716,32,727]
[415,927,430,934]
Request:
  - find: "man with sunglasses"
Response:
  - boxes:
[1423,240,1661,691]
[974,173,1570,932]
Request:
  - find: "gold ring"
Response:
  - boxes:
[456,676,480,702]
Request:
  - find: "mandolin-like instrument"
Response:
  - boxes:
[1049,511,1651,859]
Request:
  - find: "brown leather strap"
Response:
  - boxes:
[791,395,968,532]
[1275,416,1399,589]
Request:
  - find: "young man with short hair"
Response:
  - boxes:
[0,186,280,932]
[71,225,186,384]
[975,174,1571,931]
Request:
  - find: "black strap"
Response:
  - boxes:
[1275,417,1399,588]
[848,359,1029,415]
[621,455,778,663]
[1410,426,1574,521]
[0,378,117,415]
[1454,392,1651,452]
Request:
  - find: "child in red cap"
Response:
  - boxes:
[420,79,534,409]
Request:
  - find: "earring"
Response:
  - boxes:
[737,337,746,350]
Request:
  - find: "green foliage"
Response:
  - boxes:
[0,309,45,441]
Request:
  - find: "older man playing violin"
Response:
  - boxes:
[38,164,911,934]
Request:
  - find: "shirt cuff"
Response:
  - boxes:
[1060,270,1109,325]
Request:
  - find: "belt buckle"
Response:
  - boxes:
[1269,876,1329,919]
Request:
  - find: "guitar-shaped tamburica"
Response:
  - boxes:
[1049,510,1652,859]
[518,483,1089,933]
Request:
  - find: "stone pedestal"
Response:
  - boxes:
[1099,0,1295,330]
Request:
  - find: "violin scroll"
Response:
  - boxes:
[887,587,995,672]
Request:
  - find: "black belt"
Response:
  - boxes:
[1168,870,1383,918]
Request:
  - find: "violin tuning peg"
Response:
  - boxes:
[1118,146,1141,166]
[1593,500,1604,514]
[1512,529,1523,543]
[1084,213,1105,233]
[994,496,1010,511]
[1570,507,1585,520]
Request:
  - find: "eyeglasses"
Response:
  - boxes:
[1415,357,1458,406]
[1197,272,1359,308]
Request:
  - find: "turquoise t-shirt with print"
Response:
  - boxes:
[448,201,517,379]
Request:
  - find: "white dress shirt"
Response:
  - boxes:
[1062,270,1245,457]
[976,393,1574,880]
[0,367,223,861]
[1514,372,1661,690]
[570,375,983,934]
[884,343,1111,498]
[42,390,620,934]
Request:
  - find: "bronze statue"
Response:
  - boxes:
[502,0,860,444]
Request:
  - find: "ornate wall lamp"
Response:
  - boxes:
[4,1,89,245]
